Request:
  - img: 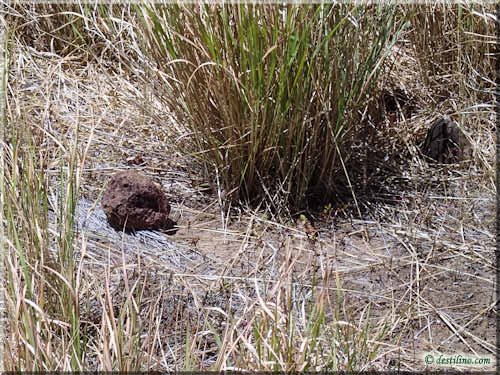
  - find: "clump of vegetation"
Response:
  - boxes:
[139,4,406,210]
[2,66,84,369]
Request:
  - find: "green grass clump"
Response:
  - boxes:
[1,34,84,365]
[2,113,83,370]
[139,4,405,210]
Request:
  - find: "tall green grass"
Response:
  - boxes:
[2,124,81,368]
[139,4,406,210]
[2,44,84,367]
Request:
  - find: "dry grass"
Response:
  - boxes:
[1,3,497,372]
[407,2,496,98]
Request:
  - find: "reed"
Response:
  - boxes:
[139,4,405,209]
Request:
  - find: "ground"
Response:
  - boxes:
[6,34,496,371]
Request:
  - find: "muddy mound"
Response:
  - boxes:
[102,171,176,233]
[421,117,471,163]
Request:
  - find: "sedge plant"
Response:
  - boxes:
[139,3,407,210]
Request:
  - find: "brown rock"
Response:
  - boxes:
[102,171,176,234]
[421,117,471,163]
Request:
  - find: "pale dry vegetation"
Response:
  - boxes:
[0,3,497,372]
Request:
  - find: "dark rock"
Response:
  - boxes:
[102,171,177,234]
[421,117,471,163]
